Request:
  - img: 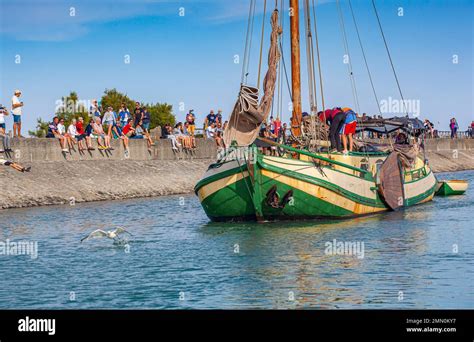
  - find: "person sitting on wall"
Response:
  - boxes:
[173,122,190,149]
[159,123,179,150]
[46,116,69,153]
[182,122,196,149]
[76,117,93,151]
[205,122,216,139]
[83,118,96,150]
[215,130,225,149]
[186,110,196,136]
[113,118,130,152]
[0,158,31,172]
[92,117,111,150]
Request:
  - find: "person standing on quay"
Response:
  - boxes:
[11,90,24,137]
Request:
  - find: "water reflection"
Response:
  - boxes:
[0,171,472,309]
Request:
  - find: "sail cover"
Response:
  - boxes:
[224,10,282,147]
[356,117,425,135]
[378,151,405,210]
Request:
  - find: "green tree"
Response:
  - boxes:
[28,88,176,137]
[100,88,175,129]
[146,102,175,129]
[56,91,88,125]
[28,90,88,137]
[100,88,135,114]
[28,118,50,138]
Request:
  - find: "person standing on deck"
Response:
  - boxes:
[278,122,288,145]
[11,90,24,137]
[318,107,346,152]
[340,108,357,154]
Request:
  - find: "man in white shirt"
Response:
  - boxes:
[206,123,216,139]
[11,89,24,137]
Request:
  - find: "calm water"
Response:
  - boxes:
[0,171,473,309]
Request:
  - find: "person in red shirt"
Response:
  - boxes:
[318,107,346,152]
[122,120,134,136]
[75,116,89,151]
[113,119,132,152]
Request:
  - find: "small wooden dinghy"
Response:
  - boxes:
[435,180,469,196]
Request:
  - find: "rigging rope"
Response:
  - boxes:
[242,0,256,84]
[336,0,361,115]
[241,0,253,83]
[347,0,378,160]
[312,0,325,113]
[371,0,409,117]
[277,0,284,120]
[279,40,293,102]
[257,0,267,89]
[348,0,381,116]
[303,0,318,115]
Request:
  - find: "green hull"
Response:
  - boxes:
[435,182,467,196]
[195,150,437,222]
[200,177,255,221]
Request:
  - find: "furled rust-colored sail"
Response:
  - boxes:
[224,9,282,147]
[378,151,405,210]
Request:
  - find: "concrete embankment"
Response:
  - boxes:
[0,159,211,209]
[1,138,217,210]
[0,137,473,210]
[424,139,474,172]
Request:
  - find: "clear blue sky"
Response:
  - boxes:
[0,0,472,135]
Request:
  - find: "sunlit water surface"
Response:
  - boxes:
[0,171,472,309]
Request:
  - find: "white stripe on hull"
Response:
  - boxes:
[263,156,378,201]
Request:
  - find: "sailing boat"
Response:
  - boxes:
[195,0,438,222]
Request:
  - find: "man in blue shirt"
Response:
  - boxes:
[118,103,130,127]
[205,109,217,129]
[142,107,151,132]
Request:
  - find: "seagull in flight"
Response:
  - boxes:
[81,227,133,243]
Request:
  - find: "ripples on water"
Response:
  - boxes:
[0,171,473,309]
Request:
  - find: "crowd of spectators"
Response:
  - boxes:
[45,100,154,153]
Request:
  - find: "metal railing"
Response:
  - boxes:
[433,130,472,139]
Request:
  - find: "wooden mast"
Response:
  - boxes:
[289,0,302,136]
